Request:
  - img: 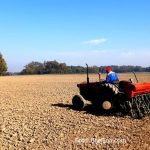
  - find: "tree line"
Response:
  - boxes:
[0,51,149,75]
[20,61,150,75]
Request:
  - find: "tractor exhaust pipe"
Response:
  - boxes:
[133,72,139,83]
[86,64,89,84]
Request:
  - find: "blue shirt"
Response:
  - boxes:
[106,71,119,83]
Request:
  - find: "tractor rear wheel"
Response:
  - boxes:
[100,92,116,112]
[99,83,120,113]
[72,94,85,110]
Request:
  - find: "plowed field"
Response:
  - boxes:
[0,73,150,149]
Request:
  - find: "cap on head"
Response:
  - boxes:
[105,66,111,73]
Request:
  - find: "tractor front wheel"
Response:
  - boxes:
[72,95,85,110]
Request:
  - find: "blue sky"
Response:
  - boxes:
[0,0,150,72]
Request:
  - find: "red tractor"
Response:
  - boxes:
[72,64,150,118]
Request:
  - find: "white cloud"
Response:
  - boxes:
[82,38,107,45]
[121,51,134,57]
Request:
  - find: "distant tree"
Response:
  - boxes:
[44,60,59,73]
[21,61,44,74]
[44,60,68,74]
[0,52,7,75]
[145,67,150,72]
[67,66,86,74]
[59,63,68,73]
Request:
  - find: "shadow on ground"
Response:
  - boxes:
[51,103,126,117]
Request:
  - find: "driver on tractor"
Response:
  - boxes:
[103,66,119,84]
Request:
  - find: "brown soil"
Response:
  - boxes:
[0,74,149,149]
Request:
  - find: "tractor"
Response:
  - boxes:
[72,64,150,118]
